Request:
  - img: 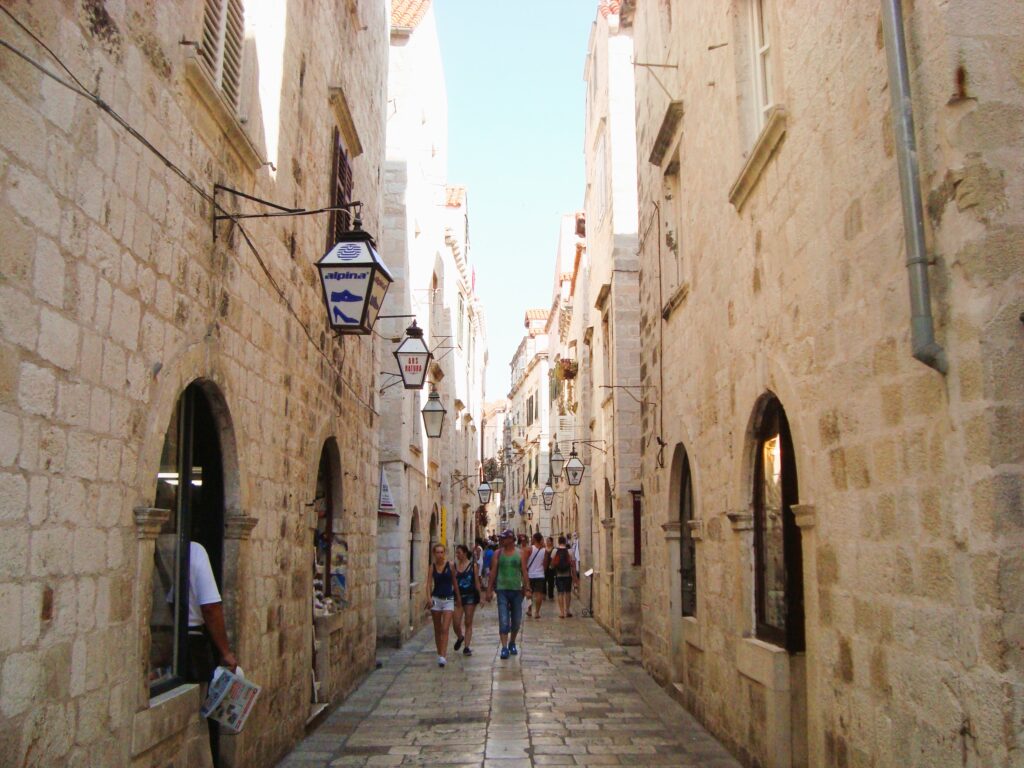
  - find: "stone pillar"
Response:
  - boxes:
[133,507,171,710]
[220,510,257,768]
[792,504,817,768]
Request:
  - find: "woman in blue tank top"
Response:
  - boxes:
[426,543,461,667]
[452,544,483,656]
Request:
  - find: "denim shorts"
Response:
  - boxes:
[555,576,573,594]
[431,596,455,612]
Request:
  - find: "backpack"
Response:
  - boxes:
[551,547,569,574]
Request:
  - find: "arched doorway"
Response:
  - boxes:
[747,393,807,767]
[311,438,343,715]
[667,445,696,618]
[429,505,439,547]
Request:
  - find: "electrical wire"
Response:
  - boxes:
[0,17,377,414]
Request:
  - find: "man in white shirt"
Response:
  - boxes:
[525,532,548,619]
[187,541,237,680]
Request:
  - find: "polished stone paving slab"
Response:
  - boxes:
[277,600,740,768]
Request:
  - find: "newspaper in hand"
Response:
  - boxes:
[201,666,261,733]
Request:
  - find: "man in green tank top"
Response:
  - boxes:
[485,529,531,659]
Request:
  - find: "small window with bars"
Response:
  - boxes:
[328,128,354,246]
[200,0,245,112]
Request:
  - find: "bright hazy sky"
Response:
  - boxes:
[434,1,596,402]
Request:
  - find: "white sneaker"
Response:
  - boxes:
[438,656,446,667]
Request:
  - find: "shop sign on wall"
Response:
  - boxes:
[378,468,397,515]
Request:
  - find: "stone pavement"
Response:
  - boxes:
[276,599,740,768]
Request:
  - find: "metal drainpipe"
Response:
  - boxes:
[880,0,948,374]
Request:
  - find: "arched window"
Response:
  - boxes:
[677,449,696,617]
[313,439,345,611]
[752,396,804,652]
[149,383,225,694]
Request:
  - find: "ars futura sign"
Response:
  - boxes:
[316,228,394,335]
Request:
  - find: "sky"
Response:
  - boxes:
[433,0,596,402]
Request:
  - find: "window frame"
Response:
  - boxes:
[748,0,774,133]
[149,391,196,697]
[752,398,804,652]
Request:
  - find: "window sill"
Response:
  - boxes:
[728,106,788,212]
[184,56,264,174]
[661,281,689,321]
[736,637,790,691]
[132,684,201,757]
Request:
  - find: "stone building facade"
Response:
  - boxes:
[506,311,552,536]
[580,7,644,645]
[0,1,389,766]
[630,1,1024,767]
[375,0,487,648]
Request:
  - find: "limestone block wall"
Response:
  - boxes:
[0,1,388,766]
[632,1,1023,767]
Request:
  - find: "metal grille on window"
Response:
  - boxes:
[200,0,244,111]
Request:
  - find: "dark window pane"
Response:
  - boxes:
[680,454,697,617]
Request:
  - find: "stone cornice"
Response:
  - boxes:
[727,510,754,532]
[224,514,258,540]
[134,507,170,540]
[792,504,817,530]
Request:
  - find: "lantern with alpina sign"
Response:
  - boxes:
[393,321,432,389]
[316,219,393,335]
[564,446,585,487]
[421,387,446,438]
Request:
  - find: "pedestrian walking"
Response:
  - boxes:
[481,540,496,585]
[485,529,531,659]
[525,532,548,619]
[551,535,578,618]
[452,544,483,656]
[543,536,556,600]
[425,543,461,667]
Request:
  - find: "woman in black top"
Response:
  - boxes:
[425,543,461,667]
[452,544,483,656]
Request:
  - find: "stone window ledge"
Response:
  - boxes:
[736,637,790,691]
[681,615,703,650]
[132,684,201,757]
[184,56,264,174]
[661,281,689,321]
[728,106,788,212]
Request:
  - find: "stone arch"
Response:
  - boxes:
[137,341,248,519]
[429,504,439,546]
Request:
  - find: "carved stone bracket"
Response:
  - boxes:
[727,510,754,532]
[687,519,705,541]
[600,517,615,530]
[792,504,817,530]
[661,521,681,541]
[224,514,258,540]
[134,507,170,540]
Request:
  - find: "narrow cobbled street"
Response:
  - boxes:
[277,602,739,768]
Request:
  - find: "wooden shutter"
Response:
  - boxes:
[199,0,244,111]
[328,128,354,245]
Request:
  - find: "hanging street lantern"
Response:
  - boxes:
[531,492,539,508]
[393,320,432,389]
[421,387,446,438]
[493,476,505,495]
[478,481,492,505]
[564,445,585,487]
[316,218,394,335]
[550,445,565,480]
[542,480,554,509]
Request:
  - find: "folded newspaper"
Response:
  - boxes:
[200,666,261,733]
